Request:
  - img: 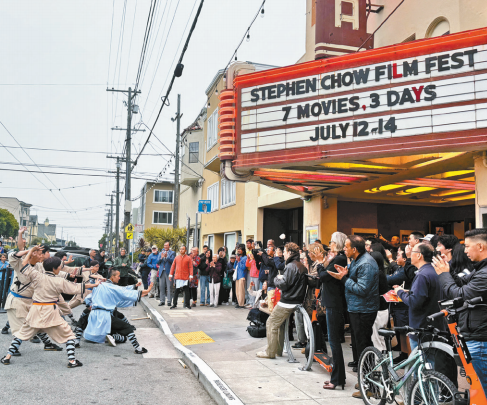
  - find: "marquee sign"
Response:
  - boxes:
[220,28,487,169]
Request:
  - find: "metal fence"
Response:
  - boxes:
[0,266,13,313]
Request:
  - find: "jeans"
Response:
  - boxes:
[327,308,346,386]
[295,309,307,344]
[349,311,377,362]
[466,340,487,396]
[199,275,210,304]
[139,268,151,290]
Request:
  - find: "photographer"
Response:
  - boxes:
[433,228,487,394]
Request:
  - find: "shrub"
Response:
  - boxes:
[143,227,187,252]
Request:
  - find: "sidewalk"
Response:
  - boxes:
[141,296,363,405]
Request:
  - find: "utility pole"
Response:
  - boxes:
[173,94,181,229]
[186,215,190,251]
[106,87,142,256]
[194,212,198,249]
[115,158,121,257]
[106,194,114,253]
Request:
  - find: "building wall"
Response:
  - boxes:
[142,182,175,231]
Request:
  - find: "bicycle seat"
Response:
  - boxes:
[378,329,397,338]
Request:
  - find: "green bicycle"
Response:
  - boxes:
[358,326,458,405]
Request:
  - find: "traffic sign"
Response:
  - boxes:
[125,223,134,232]
[198,200,211,213]
[126,232,133,240]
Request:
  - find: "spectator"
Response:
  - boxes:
[169,246,193,310]
[247,252,260,307]
[199,248,211,306]
[318,232,348,390]
[217,247,229,306]
[158,242,175,307]
[436,234,459,263]
[189,247,201,307]
[365,239,372,253]
[248,280,268,310]
[234,244,248,309]
[371,243,391,275]
[394,243,445,350]
[450,243,474,281]
[114,248,133,287]
[137,248,151,289]
[328,234,379,398]
[95,250,108,278]
[256,242,308,359]
[227,255,237,305]
[209,254,223,307]
[0,241,4,255]
[83,249,97,268]
[0,254,8,283]
[433,228,487,394]
[370,251,390,352]
[387,248,410,364]
[259,246,280,311]
[146,246,160,298]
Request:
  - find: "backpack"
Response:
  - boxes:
[246,322,266,338]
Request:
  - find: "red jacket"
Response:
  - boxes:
[170,254,193,280]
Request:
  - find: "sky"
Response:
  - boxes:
[0,0,306,248]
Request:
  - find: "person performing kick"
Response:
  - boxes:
[1,253,99,368]
[83,269,153,353]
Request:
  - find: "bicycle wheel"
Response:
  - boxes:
[407,370,457,405]
[358,346,388,405]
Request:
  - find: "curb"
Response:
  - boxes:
[140,298,244,405]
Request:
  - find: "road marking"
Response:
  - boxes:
[174,331,215,346]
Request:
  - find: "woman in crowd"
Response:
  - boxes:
[318,232,348,391]
[248,280,268,310]
[208,254,223,307]
[226,255,237,305]
[0,254,8,284]
[436,234,459,263]
[371,243,391,275]
[247,251,260,307]
[217,247,229,305]
[234,244,247,309]
[370,251,390,352]
[450,243,474,282]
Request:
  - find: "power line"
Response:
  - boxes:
[106,0,116,84]
[133,0,205,168]
[0,144,171,156]
[0,182,105,191]
[123,0,139,86]
[135,0,158,92]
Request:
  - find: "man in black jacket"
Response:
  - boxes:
[433,228,487,395]
[256,242,308,359]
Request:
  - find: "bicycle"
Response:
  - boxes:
[358,325,457,405]
[427,296,487,405]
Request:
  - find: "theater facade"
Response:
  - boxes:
[218,3,487,244]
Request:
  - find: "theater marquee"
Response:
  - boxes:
[219,28,487,169]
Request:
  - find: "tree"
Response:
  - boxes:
[98,234,108,250]
[67,240,78,247]
[143,227,187,252]
[31,237,43,245]
[0,208,19,238]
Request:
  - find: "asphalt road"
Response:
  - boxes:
[0,304,215,405]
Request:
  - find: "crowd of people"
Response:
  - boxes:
[250,229,487,399]
[2,226,487,401]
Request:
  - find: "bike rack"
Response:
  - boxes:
[284,304,314,371]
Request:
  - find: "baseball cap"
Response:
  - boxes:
[152,245,158,249]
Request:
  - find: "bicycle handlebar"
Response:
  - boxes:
[468,297,483,305]
[427,311,447,323]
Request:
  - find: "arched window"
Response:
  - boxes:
[425,17,450,38]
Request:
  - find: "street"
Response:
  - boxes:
[0,304,214,405]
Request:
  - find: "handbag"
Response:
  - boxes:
[246,322,266,338]
[222,273,232,289]
[232,269,237,281]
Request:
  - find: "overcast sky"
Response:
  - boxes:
[0,0,306,248]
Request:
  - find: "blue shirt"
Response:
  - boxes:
[0,261,8,282]
[234,256,247,280]
[146,252,160,270]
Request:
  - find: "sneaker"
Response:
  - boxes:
[106,335,117,347]
[44,343,63,351]
[225,302,229,306]
[31,335,41,344]
[11,349,21,357]
[1,356,10,365]
[135,347,148,354]
[292,342,307,349]
[348,361,358,368]
[209,304,214,307]
[1,327,9,334]
[256,351,274,359]
[158,302,165,306]
[67,359,83,368]
[170,305,177,309]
